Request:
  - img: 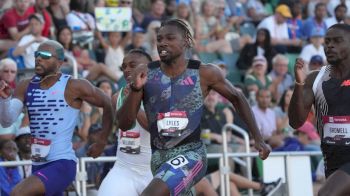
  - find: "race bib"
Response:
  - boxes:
[31,137,51,162]
[167,155,189,169]
[323,116,350,146]
[119,131,141,154]
[157,111,189,137]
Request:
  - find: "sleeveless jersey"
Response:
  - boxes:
[25,74,79,164]
[116,87,152,167]
[143,60,203,150]
[313,65,350,175]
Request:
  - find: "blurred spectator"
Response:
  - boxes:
[252,88,277,140]
[86,31,129,82]
[328,0,350,17]
[0,0,12,18]
[124,27,147,53]
[14,126,31,179]
[164,0,177,19]
[244,55,272,94]
[135,0,166,30]
[302,2,327,40]
[287,1,304,41]
[90,80,114,125]
[47,0,69,31]
[118,0,133,7]
[309,55,324,71]
[268,54,294,102]
[294,121,321,149]
[73,101,92,149]
[56,26,78,72]
[195,1,218,47]
[0,139,21,196]
[144,20,161,60]
[325,3,347,28]
[246,0,268,24]
[236,28,277,72]
[0,58,17,89]
[66,0,95,32]
[0,0,34,51]
[274,87,294,135]
[176,2,195,27]
[28,0,52,37]
[76,124,103,190]
[201,90,234,172]
[299,28,326,71]
[12,14,48,69]
[258,4,302,53]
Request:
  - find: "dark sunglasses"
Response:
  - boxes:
[34,51,56,59]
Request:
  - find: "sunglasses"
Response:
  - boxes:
[34,51,57,59]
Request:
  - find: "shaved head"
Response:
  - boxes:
[40,40,65,61]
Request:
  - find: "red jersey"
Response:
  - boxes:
[0,7,35,39]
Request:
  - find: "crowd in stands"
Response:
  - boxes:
[0,0,341,195]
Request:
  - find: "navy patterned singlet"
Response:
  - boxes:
[143,60,203,150]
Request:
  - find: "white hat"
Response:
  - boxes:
[15,126,31,138]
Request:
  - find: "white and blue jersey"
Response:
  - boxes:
[25,74,79,164]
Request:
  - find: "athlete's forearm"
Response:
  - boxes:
[288,84,308,128]
[235,93,263,142]
[117,90,143,130]
[0,97,23,128]
[100,98,114,143]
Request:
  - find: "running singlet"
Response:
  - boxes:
[116,87,152,166]
[313,65,350,175]
[25,74,79,164]
[143,60,203,150]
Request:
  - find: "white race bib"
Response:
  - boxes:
[167,155,189,169]
[31,137,51,162]
[323,116,350,146]
[119,131,141,154]
[157,111,189,137]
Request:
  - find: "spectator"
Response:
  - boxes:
[164,0,177,19]
[309,55,324,71]
[56,26,78,73]
[28,0,52,37]
[66,0,95,32]
[327,0,350,17]
[325,3,347,28]
[274,87,294,135]
[0,58,17,89]
[12,14,48,69]
[246,0,268,24]
[252,88,277,140]
[86,31,130,83]
[244,55,272,94]
[14,126,31,179]
[124,27,147,53]
[135,0,166,30]
[143,20,161,60]
[287,1,304,42]
[76,124,103,192]
[0,0,34,51]
[47,0,69,31]
[236,28,277,72]
[257,4,302,53]
[90,80,114,125]
[0,0,12,18]
[0,139,21,196]
[196,170,282,196]
[302,2,327,40]
[200,90,234,172]
[195,0,218,47]
[176,2,195,27]
[299,28,326,72]
[268,54,294,102]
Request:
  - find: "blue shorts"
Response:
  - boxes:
[152,141,207,196]
[32,159,76,196]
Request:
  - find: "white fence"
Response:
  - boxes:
[0,123,323,196]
